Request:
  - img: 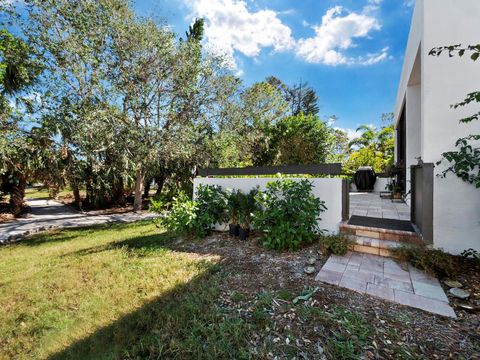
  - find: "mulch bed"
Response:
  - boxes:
[171,233,480,359]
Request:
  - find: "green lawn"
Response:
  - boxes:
[24,187,78,200]
[0,221,244,359]
[0,221,476,359]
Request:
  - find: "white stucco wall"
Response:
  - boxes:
[350,177,389,193]
[193,177,344,233]
[394,0,480,254]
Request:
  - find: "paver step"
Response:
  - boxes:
[340,222,421,244]
[345,235,418,257]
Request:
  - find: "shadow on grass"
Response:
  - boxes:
[19,220,156,247]
[61,232,176,258]
[47,263,252,360]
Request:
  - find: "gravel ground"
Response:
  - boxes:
[172,232,480,359]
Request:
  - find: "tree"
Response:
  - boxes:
[236,82,288,166]
[328,128,350,163]
[430,44,480,188]
[344,122,394,173]
[0,29,43,215]
[273,113,332,165]
[265,76,320,116]
[289,80,319,116]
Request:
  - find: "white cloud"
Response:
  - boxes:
[404,0,416,7]
[186,0,389,70]
[186,0,295,70]
[358,47,390,65]
[296,6,384,66]
[334,127,358,141]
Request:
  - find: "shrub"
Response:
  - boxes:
[392,246,456,277]
[320,235,352,255]
[237,188,258,229]
[461,248,480,264]
[253,179,326,251]
[225,189,242,225]
[152,185,227,238]
[195,184,228,225]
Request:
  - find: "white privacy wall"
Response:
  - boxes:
[394,0,480,253]
[193,177,344,233]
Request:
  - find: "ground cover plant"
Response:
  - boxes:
[152,184,227,238]
[254,179,326,250]
[0,223,479,359]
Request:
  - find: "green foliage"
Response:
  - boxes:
[392,246,455,277]
[195,184,228,226]
[324,307,372,360]
[344,123,394,174]
[0,29,41,99]
[152,184,227,238]
[273,113,332,165]
[225,189,242,224]
[461,248,480,263]
[152,192,200,237]
[253,179,326,251]
[430,44,480,188]
[237,188,258,228]
[320,234,352,255]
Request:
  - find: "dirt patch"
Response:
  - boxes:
[170,233,480,359]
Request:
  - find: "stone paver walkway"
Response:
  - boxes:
[350,192,410,220]
[316,252,456,317]
[0,199,158,244]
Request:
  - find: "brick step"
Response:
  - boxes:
[345,235,414,257]
[339,222,421,244]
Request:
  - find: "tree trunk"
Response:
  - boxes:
[85,161,94,208]
[155,174,166,197]
[10,174,26,217]
[72,183,81,209]
[112,178,126,206]
[143,178,152,198]
[133,168,144,212]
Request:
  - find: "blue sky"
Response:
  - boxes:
[134,0,415,137]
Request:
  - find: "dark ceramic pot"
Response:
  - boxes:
[229,224,240,237]
[238,227,250,240]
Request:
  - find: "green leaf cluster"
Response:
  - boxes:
[153,184,227,238]
[253,179,327,251]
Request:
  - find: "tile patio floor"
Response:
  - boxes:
[350,192,410,220]
[316,252,456,318]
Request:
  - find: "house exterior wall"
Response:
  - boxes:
[193,177,344,233]
[394,0,480,254]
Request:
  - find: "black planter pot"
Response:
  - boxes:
[229,224,240,237]
[238,227,250,240]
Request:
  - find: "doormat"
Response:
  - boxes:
[348,215,415,233]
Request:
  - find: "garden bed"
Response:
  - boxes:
[1,222,478,359]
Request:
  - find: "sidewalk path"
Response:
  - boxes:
[0,199,158,244]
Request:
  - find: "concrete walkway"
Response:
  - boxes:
[0,199,158,244]
[350,192,410,220]
[316,252,456,318]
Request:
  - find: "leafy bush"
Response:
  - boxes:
[461,248,480,261]
[151,185,227,238]
[392,246,456,277]
[195,184,228,225]
[237,188,258,229]
[253,179,326,251]
[226,189,242,225]
[320,235,352,255]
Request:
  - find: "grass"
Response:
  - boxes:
[0,221,248,359]
[1,221,473,359]
[24,187,79,200]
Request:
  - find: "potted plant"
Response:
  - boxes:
[392,185,403,200]
[237,189,258,240]
[226,190,241,236]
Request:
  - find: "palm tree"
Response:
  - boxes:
[348,125,378,150]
